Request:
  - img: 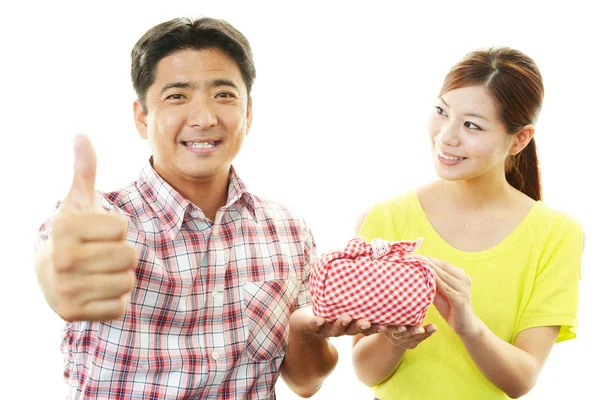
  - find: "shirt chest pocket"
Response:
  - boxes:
[242,279,299,361]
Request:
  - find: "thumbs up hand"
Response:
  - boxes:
[35,134,137,322]
[63,134,103,212]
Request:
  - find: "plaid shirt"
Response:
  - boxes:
[37,163,315,400]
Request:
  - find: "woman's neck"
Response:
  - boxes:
[440,173,515,211]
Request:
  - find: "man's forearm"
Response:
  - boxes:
[280,330,338,398]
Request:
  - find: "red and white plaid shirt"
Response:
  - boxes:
[37,163,315,400]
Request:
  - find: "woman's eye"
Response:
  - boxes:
[464,121,481,130]
[435,106,447,116]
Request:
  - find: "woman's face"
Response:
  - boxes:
[428,85,515,182]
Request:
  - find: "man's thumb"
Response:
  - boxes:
[64,134,98,210]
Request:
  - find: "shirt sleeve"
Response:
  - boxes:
[358,202,392,242]
[516,216,584,342]
[296,219,317,310]
[35,200,63,252]
[35,195,124,252]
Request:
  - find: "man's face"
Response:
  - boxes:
[134,48,252,187]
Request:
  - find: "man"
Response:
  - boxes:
[35,17,380,399]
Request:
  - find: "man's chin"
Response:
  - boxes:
[182,165,231,181]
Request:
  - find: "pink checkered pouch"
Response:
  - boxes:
[310,237,436,326]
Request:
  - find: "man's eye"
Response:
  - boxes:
[216,93,234,98]
[167,94,186,100]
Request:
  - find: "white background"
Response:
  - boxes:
[1,1,598,399]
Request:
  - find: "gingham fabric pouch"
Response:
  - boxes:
[310,237,436,326]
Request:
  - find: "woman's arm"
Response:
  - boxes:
[352,324,436,386]
[461,323,558,398]
[417,255,559,398]
[350,210,436,386]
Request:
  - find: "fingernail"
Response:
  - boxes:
[398,326,407,333]
[341,320,350,327]
[314,319,324,327]
[360,325,369,330]
[414,327,425,334]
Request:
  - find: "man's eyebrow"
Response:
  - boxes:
[159,79,240,95]
[208,78,240,91]
[160,81,197,95]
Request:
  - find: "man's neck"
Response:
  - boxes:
[181,174,229,221]
[154,164,231,221]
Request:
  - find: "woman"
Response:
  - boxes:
[351,47,585,399]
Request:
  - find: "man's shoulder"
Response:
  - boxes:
[251,195,308,229]
[100,180,146,215]
[36,179,142,247]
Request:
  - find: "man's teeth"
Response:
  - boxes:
[186,142,217,148]
[439,152,466,161]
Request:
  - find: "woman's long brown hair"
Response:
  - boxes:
[440,47,544,201]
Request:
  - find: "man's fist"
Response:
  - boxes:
[35,134,136,321]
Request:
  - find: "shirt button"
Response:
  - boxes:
[212,290,220,298]
[191,211,199,218]
[212,351,220,360]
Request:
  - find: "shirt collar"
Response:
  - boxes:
[226,165,256,216]
[137,160,257,239]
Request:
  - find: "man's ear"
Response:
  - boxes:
[133,100,148,139]
[245,97,253,136]
[509,124,535,155]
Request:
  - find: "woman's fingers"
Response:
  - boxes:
[415,255,463,292]
[384,323,437,348]
[430,261,461,294]
[428,257,470,284]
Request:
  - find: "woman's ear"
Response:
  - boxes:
[509,125,535,155]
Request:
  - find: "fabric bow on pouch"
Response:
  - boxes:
[310,237,436,326]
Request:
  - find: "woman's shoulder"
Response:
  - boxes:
[355,186,428,238]
[532,201,583,232]
[363,183,441,223]
[529,201,585,251]
[367,189,421,218]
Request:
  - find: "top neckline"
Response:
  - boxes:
[410,191,542,261]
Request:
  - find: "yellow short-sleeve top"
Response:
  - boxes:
[359,191,583,400]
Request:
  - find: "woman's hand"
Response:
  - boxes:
[382,324,437,348]
[414,255,483,338]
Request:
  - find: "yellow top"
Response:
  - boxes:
[359,191,583,400]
